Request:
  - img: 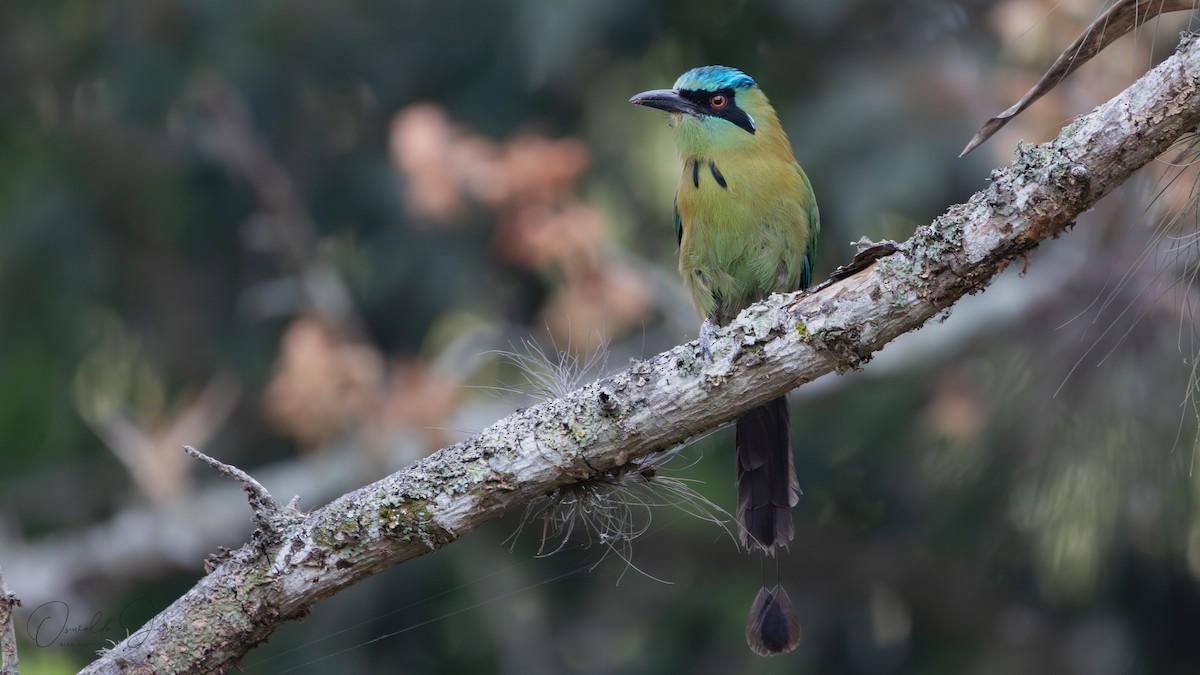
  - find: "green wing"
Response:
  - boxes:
[796,164,819,290]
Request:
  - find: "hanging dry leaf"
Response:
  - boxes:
[962,0,1197,156]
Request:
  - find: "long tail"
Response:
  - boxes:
[735,396,798,553]
[736,396,802,655]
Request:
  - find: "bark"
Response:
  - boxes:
[82,33,1200,675]
[0,566,20,675]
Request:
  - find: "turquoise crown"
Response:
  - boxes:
[673,65,757,92]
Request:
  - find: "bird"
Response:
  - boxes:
[630,65,818,656]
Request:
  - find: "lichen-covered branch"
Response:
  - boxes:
[0,566,21,675]
[81,33,1200,675]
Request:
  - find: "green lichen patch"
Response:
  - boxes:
[376,498,434,537]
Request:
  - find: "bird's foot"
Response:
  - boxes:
[699,318,719,362]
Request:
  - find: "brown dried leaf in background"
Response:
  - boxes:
[962,0,1197,156]
[494,201,608,271]
[390,103,591,226]
[921,374,984,444]
[479,135,590,208]
[264,317,384,448]
[381,359,461,449]
[389,104,466,222]
[388,102,636,354]
[538,264,652,354]
[449,135,505,207]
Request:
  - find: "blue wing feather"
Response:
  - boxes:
[673,194,682,248]
[797,164,818,290]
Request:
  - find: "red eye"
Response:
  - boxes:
[710,94,727,109]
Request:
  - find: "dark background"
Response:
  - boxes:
[3,1,1200,673]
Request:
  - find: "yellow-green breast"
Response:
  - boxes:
[676,152,818,325]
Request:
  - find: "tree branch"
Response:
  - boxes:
[0,566,21,675]
[82,33,1200,675]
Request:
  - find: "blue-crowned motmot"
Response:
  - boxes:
[631,65,818,656]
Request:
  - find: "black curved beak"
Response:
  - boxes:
[629,88,698,115]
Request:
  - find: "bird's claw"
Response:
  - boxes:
[699,318,719,362]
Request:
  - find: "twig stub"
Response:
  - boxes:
[183,445,300,539]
